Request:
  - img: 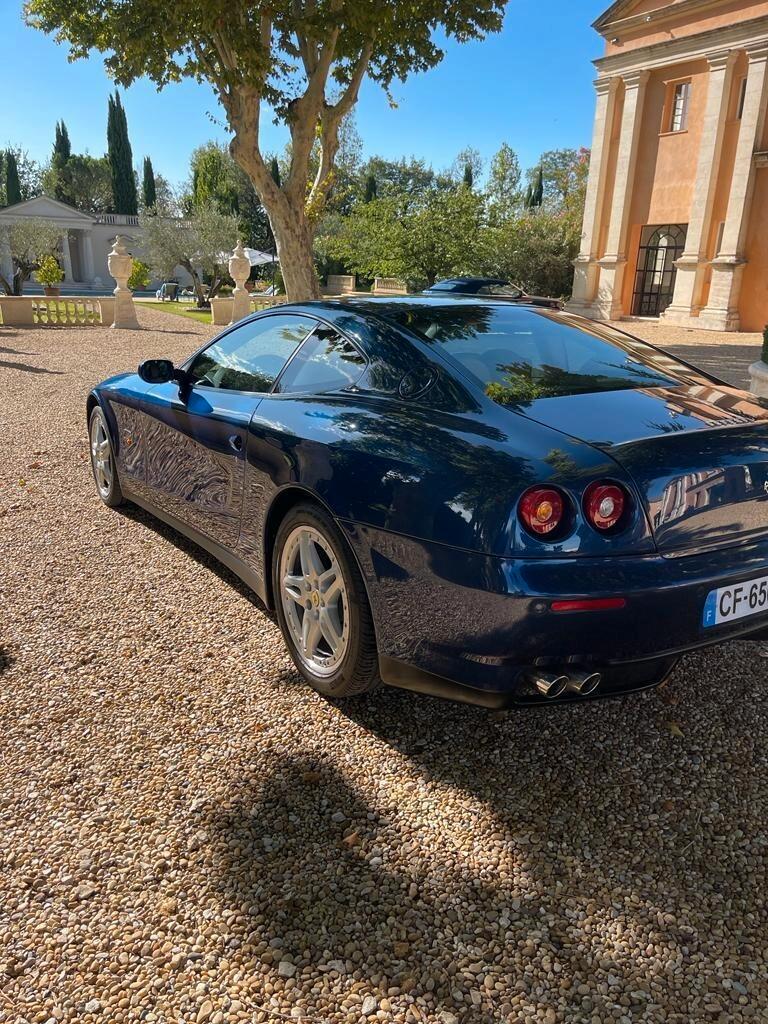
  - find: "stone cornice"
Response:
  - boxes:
[594,0,739,39]
[595,13,768,76]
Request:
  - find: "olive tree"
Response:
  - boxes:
[0,218,62,295]
[26,0,506,300]
[139,202,239,306]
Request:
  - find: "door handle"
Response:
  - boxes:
[228,434,244,452]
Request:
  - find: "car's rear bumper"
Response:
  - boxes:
[342,522,768,706]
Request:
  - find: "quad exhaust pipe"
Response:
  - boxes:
[529,670,602,699]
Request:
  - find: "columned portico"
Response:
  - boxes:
[699,43,768,330]
[662,49,738,326]
[569,1,768,332]
[60,230,74,282]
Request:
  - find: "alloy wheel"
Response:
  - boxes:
[279,525,350,677]
[90,414,113,498]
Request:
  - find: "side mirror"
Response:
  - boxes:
[138,358,175,384]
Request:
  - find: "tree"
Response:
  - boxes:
[363,173,377,203]
[530,166,544,208]
[480,210,580,298]
[27,0,507,301]
[525,148,588,209]
[142,156,157,209]
[128,257,151,290]
[451,146,483,188]
[50,120,72,202]
[188,142,271,249]
[5,151,22,207]
[487,142,521,221]
[0,149,41,206]
[107,90,138,214]
[41,154,113,214]
[0,217,62,295]
[139,201,239,307]
[328,186,485,289]
[269,157,281,189]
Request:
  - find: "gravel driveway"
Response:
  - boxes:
[1,309,767,1024]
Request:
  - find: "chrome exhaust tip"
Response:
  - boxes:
[566,671,602,696]
[531,672,569,698]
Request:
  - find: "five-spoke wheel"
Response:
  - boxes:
[273,503,378,697]
[88,406,124,507]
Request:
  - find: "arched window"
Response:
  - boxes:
[632,224,687,317]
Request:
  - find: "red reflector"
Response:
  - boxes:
[551,597,627,613]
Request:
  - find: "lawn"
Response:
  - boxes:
[135,300,213,324]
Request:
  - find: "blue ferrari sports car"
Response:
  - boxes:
[88,297,768,706]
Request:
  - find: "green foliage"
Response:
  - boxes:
[53,121,71,163]
[363,173,377,203]
[128,258,151,291]
[531,166,544,208]
[270,157,281,188]
[5,151,22,206]
[42,154,113,214]
[26,0,507,300]
[463,163,473,188]
[452,146,483,188]
[487,142,521,221]
[325,186,485,289]
[188,142,271,249]
[481,210,580,298]
[0,217,62,294]
[0,149,42,206]
[107,91,138,215]
[34,253,64,287]
[139,200,239,306]
[142,157,157,209]
[525,148,588,209]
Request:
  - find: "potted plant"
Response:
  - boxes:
[36,255,64,297]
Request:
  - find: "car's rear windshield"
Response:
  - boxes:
[385,304,685,404]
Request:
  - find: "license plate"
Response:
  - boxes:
[703,574,768,628]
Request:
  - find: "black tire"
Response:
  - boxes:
[88,405,125,508]
[272,502,379,698]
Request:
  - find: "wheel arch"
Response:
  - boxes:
[262,484,372,617]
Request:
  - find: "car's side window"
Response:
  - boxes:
[275,327,366,395]
[188,314,316,393]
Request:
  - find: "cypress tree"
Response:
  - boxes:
[5,151,22,206]
[463,162,473,188]
[270,157,281,188]
[531,166,544,208]
[523,182,533,209]
[142,156,157,208]
[107,91,138,215]
[51,120,72,203]
[363,173,377,203]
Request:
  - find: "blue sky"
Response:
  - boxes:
[1,1,607,189]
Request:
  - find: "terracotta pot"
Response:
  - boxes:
[43,286,61,298]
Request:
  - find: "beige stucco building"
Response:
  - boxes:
[0,195,192,292]
[569,0,768,332]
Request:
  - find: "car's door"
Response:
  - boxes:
[142,313,317,547]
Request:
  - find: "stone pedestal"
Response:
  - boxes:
[107,236,139,330]
[211,297,234,325]
[229,241,251,324]
[749,359,768,397]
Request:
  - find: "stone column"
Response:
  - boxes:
[82,230,96,285]
[568,76,620,316]
[228,240,252,324]
[700,44,768,330]
[107,235,140,329]
[663,50,738,326]
[60,230,73,282]
[591,70,650,320]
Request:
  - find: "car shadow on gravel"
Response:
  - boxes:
[117,504,273,616]
[209,655,767,1018]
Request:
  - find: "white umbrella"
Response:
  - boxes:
[217,247,278,266]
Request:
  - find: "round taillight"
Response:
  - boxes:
[583,481,628,532]
[519,486,565,536]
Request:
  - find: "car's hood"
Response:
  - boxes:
[520,383,768,555]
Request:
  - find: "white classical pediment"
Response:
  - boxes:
[0,195,96,226]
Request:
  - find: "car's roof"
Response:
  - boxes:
[269,295,552,317]
[428,276,508,286]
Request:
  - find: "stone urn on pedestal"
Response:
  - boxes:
[229,240,252,324]
[107,235,140,330]
[748,326,768,398]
